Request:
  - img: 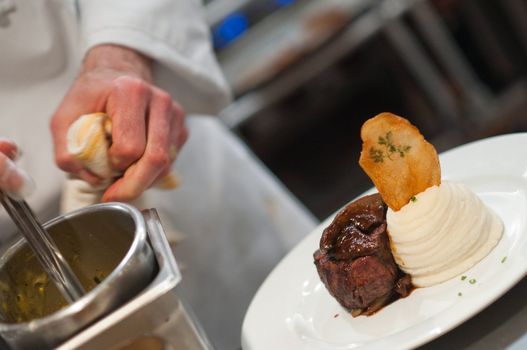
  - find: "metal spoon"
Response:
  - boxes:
[0,191,85,303]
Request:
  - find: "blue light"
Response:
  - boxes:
[213,12,249,49]
[275,0,296,7]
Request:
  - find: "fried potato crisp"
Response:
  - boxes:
[359,113,441,211]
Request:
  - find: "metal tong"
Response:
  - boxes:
[0,191,85,303]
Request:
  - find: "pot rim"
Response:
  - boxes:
[0,202,148,330]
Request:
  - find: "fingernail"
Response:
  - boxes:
[12,148,22,160]
[2,160,35,200]
[8,173,35,200]
[0,137,16,146]
[0,137,20,160]
[7,147,21,161]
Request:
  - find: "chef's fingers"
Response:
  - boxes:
[0,138,19,160]
[0,154,35,200]
[0,139,33,199]
[102,89,185,202]
[152,101,187,185]
[106,76,149,172]
[171,101,188,152]
[77,169,104,185]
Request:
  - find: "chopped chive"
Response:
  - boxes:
[410,196,417,202]
[469,279,476,284]
[501,256,507,263]
[461,275,467,281]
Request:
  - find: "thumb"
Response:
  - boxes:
[50,106,85,175]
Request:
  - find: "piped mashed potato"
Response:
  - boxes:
[386,181,503,287]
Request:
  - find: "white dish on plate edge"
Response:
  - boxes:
[242,133,527,350]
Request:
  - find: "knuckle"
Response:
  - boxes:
[179,126,189,145]
[158,166,171,178]
[124,180,145,201]
[106,180,142,202]
[156,90,173,108]
[49,116,61,133]
[172,102,185,117]
[113,143,144,163]
[114,190,140,202]
[124,187,142,201]
[55,152,74,170]
[115,76,148,95]
[146,151,170,170]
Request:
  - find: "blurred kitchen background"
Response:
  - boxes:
[206,0,527,220]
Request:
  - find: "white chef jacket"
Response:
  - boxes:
[0,0,231,232]
[0,1,317,349]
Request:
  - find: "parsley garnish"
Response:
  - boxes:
[501,256,507,263]
[410,196,417,202]
[461,275,467,281]
[458,292,462,296]
[369,131,411,163]
[369,147,385,163]
[469,279,476,284]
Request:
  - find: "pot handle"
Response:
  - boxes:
[141,209,182,287]
[141,209,216,349]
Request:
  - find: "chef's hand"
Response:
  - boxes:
[50,44,188,202]
[0,139,34,200]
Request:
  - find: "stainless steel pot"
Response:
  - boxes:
[57,209,212,350]
[0,202,157,350]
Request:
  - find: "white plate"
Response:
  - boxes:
[242,133,527,350]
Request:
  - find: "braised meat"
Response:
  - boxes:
[313,193,412,316]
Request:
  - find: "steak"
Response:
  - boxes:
[313,193,412,316]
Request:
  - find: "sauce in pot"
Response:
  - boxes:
[0,221,131,323]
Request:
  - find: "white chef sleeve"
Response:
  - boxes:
[76,0,231,114]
